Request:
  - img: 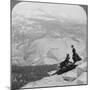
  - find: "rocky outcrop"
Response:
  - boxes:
[20,61,87,89]
[76,61,87,77]
[62,69,77,81]
[76,72,87,84]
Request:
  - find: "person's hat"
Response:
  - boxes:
[71,45,74,48]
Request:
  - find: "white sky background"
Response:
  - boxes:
[12,2,87,61]
[12,2,87,24]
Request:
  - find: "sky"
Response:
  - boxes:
[12,2,87,24]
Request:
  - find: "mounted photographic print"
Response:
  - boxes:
[11,0,88,90]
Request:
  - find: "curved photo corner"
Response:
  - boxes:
[11,0,88,90]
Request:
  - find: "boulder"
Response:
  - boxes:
[76,72,87,84]
[76,62,87,77]
[77,62,87,72]
[62,69,77,81]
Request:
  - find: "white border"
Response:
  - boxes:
[21,0,87,5]
[0,0,88,90]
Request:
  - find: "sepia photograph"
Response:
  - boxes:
[11,0,88,90]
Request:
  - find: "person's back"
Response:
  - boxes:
[51,54,70,76]
[60,54,70,69]
[73,53,82,63]
[71,45,82,64]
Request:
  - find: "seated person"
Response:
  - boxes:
[71,45,82,64]
[51,54,73,76]
[58,54,70,70]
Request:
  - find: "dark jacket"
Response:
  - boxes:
[72,48,82,62]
